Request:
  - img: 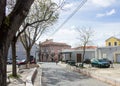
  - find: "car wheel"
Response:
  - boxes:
[107,65,110,68]
[99,64,101,68]
[91,64,94,67]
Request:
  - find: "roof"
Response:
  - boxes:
[40,39,71,47]
[73,46,97,50]
[105,36,120,42]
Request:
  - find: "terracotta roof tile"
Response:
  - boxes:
[74,46,97,49]
[40,39,71,47]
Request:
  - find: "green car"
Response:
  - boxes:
[91,58,110,68]
[67,60,76,66]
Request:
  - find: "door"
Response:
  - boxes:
[116,54,120,62]
[77,54,82,62]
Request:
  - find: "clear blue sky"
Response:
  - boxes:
[39,0,120,47]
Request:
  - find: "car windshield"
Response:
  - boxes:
[98,59,106,62]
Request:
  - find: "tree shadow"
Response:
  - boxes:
[7,77,25,85]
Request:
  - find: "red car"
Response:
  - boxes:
[17,59,26,65]
[17,58,36,65]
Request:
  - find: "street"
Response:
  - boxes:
[41,62,111,86]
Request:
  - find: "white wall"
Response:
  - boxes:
[8,40,39,60]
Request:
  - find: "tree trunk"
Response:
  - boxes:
[26,48,31,68]
[0,32,10,86]
[0,0,6,26]
[0,49,8,86]
[81,45,86,67]
[11,38,17,77]
[0,0,34,85]
[82,46,86,61]
[0,0,7,85]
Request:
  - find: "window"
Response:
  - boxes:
[114,42,117,46]
[103,54,106,58]
[108,42,111,46]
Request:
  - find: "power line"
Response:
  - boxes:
[50,0,87,36]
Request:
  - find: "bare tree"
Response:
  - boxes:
[20,0,60,67]
[11,0,63,76]
[11,0,65,78]
[0,0,34,85]
[76,27,94,67]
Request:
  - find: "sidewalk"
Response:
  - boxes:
[58,62,120,86]
[7,64,38,86]
[7,68,32,86]
[33,65,42,86]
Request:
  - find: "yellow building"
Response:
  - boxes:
[105,36,120,46]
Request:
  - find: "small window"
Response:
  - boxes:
[114,42,117,46]
[108,42,111,46]
[103,54,106,58]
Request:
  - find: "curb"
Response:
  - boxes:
[26,68,37,86]
[59,63,120,86]
[37,63,42,86]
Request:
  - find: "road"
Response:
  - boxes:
[41,62,111,86]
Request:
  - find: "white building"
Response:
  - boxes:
[60,46,120,63]
[8,39,39,60]
[60,47,96,63]
[96,46,120,62]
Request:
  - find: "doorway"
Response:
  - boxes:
[77,54,82,62]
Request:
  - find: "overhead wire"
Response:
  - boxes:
[49,0,87,37]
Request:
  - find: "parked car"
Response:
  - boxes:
[7,58,12,64]
[17,56,36,65]
[91,58,110,68]
[67,60,76,66]
[65,60,70,63]
[102,58,112,64]
[30,56,36,64]
[17,59,26,65]
[83,59,91,64]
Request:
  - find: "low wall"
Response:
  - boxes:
[26,68,37,86]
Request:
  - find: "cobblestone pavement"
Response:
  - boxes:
[7,64,120,86]
[41,62,111,86]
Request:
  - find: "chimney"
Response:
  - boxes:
[46,39,53,42]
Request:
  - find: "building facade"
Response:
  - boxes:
[96,46,120,63]
[60,46,97,63]
[61,45,120,63]
[106,36,120,46]
[61,49,96,63]
[8,39,39,61]
[39,39,71,62]
[49,36,120,63]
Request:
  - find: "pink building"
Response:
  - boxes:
[39,39,71,62]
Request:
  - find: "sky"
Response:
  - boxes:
[39,0,120,48]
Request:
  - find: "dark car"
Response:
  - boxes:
[67,60,76,66]
[102,58,112,64]
[91,58,110,68]
[83,59,91,64]
[30,56,36,64]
